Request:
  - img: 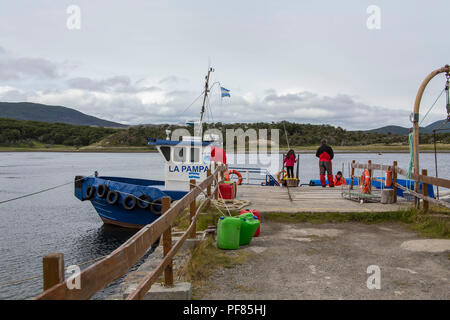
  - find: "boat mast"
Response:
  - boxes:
[200,67,214,122]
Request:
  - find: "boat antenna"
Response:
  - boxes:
[200,67,214,122]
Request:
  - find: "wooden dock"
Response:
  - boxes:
[237,185,408,213]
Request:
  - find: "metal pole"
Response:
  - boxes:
[412,65,450,207]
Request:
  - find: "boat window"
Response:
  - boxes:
[173,147,185,162]
[160,146,171,161]
[190,148,200,163]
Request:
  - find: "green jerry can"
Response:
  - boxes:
[217,216,241,250]
[239,215,261,246]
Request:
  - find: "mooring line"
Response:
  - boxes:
[0,175,93,205]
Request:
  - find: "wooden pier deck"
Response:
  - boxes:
[237,185,409,213]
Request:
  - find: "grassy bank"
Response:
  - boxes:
[263,207,450,239]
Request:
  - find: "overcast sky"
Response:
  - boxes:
[0,0,449,130]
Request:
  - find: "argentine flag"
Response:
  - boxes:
[220,87,230,98]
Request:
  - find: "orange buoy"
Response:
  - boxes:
[229,169,243,185]
[360,169,371,194]
[385,170,393,187]
[277,170,286,184]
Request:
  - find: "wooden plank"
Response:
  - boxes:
[352,162,393,171]
[127,197,211,300]
[34,165,224,300]
[394,182,450,209]
[395,166,450,189]
[43,253,64,291]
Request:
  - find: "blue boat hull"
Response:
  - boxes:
[75,176,188,228]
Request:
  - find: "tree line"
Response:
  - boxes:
[1,118,449,148]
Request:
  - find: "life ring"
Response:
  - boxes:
[96,184,108,198]
[137,194,152,209]
[277,170,286,184]
[85,186,95,200]
[106,190,120,205]
[228,169,243,185]
[123,195,137,210]
[360,169,371,194]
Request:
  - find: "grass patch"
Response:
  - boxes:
[177,237,252,299]
[264,207,450,239]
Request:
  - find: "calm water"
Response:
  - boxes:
[0,151,449,300]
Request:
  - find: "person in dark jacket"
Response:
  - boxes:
[316,139,334,187]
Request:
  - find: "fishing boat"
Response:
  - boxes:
[74,68,226,229]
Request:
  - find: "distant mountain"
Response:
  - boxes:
[364,125,411,135]
[0,102,127,128]
[423,119,450,133]
[364,119,449,135]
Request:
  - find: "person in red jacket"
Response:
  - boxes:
[333,171,347,186]
[284,149,297,178]
[315,139,334,187]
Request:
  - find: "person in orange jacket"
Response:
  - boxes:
[333,171,347,186]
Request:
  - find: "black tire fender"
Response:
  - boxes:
[123,195,137,211]
[96,184,109,198]
[85,186,95,200]
[106,190,120,205]
[137,194,152,209]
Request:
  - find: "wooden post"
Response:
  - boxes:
[43,253,64,291]
[161,196,173,287]
[422,169,429,213]
[206,168,211,209]
[368,160,372,194]
[393,161,398,203]
[189,179,197,239]
[350,160,355,190]
[214,163,219,200]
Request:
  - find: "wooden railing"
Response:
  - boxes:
[350,160,450,211]
[34,164,225,300]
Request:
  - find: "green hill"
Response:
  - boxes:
[0,102,126,128]
[0,117,118,147]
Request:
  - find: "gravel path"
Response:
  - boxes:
[200,221,450,300]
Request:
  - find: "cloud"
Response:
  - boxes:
[0,79,411,129]
[67,76,162,93]
[0,53,64,81]
[0,47,411,129]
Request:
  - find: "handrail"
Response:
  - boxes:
[351,160,450,211]
[34,165,225,300]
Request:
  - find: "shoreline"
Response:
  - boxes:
[1,148,449,154]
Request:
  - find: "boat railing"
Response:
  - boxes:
[228,166,279,186]
[34,164,226,300]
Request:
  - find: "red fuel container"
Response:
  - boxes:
[240,209,261,237]
[219,182,236,200]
